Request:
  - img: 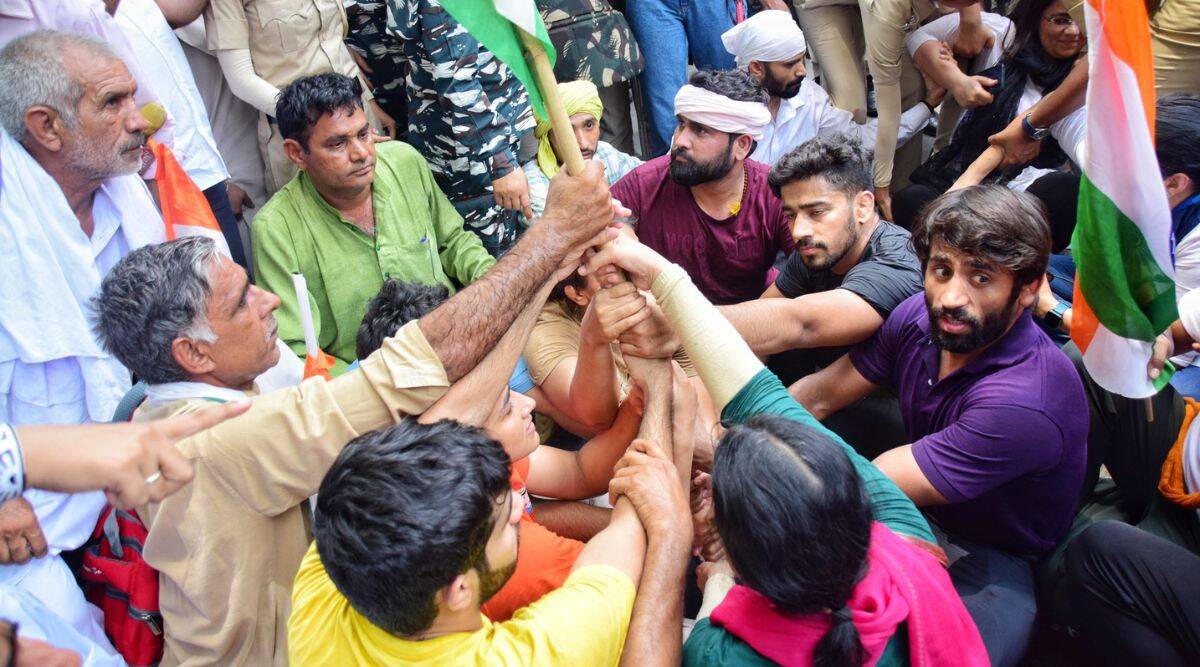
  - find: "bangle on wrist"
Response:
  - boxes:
[0,425,25,504]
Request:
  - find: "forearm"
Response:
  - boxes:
[569,339,622,430]
[629,357,674,450]
[719,300,809,356]
[913,41,973,94]
[531,499,612,542]
[419,223,567,382]
[215,48,281,117]
[575,407,642,495]
[618,528,692,667]
[1027,57,1087,127]
[652,265,763,411]
[696,572,736,621]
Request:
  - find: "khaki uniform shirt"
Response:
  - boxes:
[203,0,360,88]
[136,321,448,666]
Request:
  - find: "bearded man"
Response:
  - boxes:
[721,10,941,167]
[790,185,1088,667]
[610,69,793,305]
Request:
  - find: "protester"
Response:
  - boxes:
[611,69,794,305]
[114,0,247,267]
[721,10,939,167]
[385,0,536,255]
[0,30,165,655]
[523,80,642,220]
[203,0,394,196]
[287,336,692,664]
[253,73,496,374]
[624,0,735,156]
[786,186,1087,666]
[539,0,643,154]
[897,0,1086,250]
[90,159,617,664]
[576,230,988,667]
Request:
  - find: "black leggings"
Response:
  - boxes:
[892,172,1081,253]
[1066,521,1200,666]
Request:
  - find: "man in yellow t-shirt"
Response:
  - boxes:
[288,409,691,665]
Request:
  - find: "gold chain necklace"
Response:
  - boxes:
[729,167,749,217]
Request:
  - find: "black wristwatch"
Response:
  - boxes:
[1021,113,1050,141]
[1042,299,1070,329]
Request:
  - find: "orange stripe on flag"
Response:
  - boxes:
[1070,279,1100,352]
[149,140,221,241]
[303,350,336,381]
[1085,0,1156,136]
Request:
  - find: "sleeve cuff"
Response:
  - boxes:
[911,439,967,503]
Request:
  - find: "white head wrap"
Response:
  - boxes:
[721,10,807,68]
[673,85,772,140]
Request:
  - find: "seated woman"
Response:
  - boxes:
[895,0,1086,251]
[580,235,989,666]
[526,269,719,459]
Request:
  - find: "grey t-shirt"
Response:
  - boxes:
[774,220,923,316]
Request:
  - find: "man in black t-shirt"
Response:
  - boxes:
[720,135,922,455]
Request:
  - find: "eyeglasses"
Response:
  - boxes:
[1043,14,1077,27]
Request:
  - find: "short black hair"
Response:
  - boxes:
[356,280,450,359]
[689,69,769,106]
[276,72,364,148]
[1156,95,1200,185]
[313,419,511,636]
[713,414,871,667]
[768,134,873,198]
[912,185,1050,287]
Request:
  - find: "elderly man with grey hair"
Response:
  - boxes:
[0,28,164,657]
[90,150,619,665]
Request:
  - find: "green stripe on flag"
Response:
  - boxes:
[438,0,556,119]
[1071,174,1177,341]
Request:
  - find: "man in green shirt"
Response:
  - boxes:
[253,73,496,374]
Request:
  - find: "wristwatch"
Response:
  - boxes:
[1021,113,1050,141]
[1042,299,1070,329]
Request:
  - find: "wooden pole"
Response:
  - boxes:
[518,30,586,176]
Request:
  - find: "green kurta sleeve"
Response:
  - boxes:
[419,151,495,285]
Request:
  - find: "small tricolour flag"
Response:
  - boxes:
[1070,0,1177,398]
[148,140,230,257]
[291,273,335,380]
[437,0,556,118]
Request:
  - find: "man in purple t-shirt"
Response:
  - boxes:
[610,69,794,305]
[791,186,1088,667]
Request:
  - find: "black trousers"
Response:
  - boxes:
[1067,521,1200,666]
[202,183,249,270]
[892,172,1081,253]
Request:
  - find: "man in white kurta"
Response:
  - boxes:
[0,31,165,657]
[722,10,936,166]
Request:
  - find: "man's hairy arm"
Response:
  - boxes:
[530,499,612,542]
[789,353,879,420]
[418,164,614,382]
[719,289,885,356]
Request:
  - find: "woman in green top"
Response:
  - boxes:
[580,234,987,667]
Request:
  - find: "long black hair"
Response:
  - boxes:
[712,414,873,667]
[911,0,1079,191]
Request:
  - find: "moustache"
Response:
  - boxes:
[119,133,146,153]
[932,305,981,329]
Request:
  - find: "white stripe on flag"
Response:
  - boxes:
[1079,323,1158,398]
[493,0,539,35]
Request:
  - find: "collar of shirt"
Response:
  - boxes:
[917,308,1041,385]
[297,169,391,238]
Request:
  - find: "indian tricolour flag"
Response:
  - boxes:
[1070,0,1177,398]
[437,0,556,118]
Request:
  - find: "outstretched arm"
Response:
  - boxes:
[418,163,617,381]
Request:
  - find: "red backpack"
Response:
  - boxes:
[79,507,164,667]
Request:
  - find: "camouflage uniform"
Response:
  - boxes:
[385,0,535,256]
[344,1,408,138]
[539,0,644,154]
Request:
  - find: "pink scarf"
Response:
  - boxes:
[710,523,987,667]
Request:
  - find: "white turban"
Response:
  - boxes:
[721,10,807,68]
[673,85,772,140]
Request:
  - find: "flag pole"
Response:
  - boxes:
[517,30,587,176]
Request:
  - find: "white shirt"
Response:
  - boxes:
[115,0,228,190]
[906,12,1087,190]
[750,78,933,165]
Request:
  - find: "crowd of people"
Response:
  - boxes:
[0,0,1197,665]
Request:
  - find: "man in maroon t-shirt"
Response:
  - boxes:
[610,70,794,305]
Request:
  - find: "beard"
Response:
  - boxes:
[764,71,804,99]
[799,214,858,271]
[477,553,518,603]
[926,291,1021,353]
[66,129,146,180]
[669,139,735,187]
